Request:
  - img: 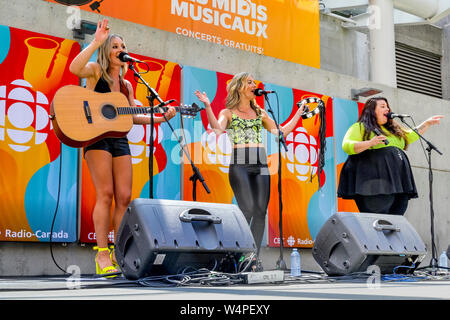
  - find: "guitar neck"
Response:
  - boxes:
[117,106,179,115]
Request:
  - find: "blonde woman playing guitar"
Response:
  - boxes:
[69,18,176,276]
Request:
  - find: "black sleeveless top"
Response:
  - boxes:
[94,76,130,97]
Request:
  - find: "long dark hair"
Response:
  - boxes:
[358,97,409,148]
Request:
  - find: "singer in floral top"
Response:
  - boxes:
[195,72,306,262]
[337,97,443,215]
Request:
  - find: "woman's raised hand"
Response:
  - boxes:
[195,90,211,107]
[296,100,306,118]
[426,115,444,126]
[94,18,110,44]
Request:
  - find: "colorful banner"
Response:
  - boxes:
[44,0,320,68]
[0,25,80,242]
[264,84,336,247]
[333,97,363,213]
[181,67,265,204]
[181,66,336,248]
[79,51,183,243]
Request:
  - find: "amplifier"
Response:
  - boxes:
[116,198,256,279]
[312,212,427,276]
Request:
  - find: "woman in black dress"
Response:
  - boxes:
[337,97,443,215]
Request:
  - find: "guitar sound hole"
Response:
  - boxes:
[102,104,117,120]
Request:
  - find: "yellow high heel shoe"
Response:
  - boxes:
[109,245,119,269]
[93,246,119,277]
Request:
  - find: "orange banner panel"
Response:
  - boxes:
[45,0,320,68]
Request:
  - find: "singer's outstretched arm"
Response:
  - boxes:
[195,90,230,135]
[195,90,306,137]
[262,101,306,137]
[414,115,444,135]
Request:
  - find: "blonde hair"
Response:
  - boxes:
[226,72,262,116]
[97,34,128,87]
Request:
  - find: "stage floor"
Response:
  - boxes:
[1,270,449,301]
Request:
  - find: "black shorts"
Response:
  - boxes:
[83,137,131,158]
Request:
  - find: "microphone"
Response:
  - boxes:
[386,112,410,119]
[253,88,275,96]
[118,52,143,63]
[373,128,389,145]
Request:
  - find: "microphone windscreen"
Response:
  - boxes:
[253,88,263,96]
[118,52,129,62]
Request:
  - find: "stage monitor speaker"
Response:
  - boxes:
[312,212,427,276]
[116,199,256,280]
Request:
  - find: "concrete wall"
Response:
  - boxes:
[0,0,449,276]
[440,15,450,100]
[321,13,447,92]
[320,14,370,81]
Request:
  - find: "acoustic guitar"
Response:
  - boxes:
[50,85,201,148]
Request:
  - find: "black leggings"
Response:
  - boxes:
[228,164,270,255]
[354,194,409,215]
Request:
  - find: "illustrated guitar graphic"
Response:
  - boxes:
[50,85,201,148]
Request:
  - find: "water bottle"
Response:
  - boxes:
[439,251,448,271]
[290,248,301,277]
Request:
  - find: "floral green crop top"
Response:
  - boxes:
[227,113,263,144]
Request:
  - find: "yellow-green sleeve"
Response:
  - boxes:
[404,128,420,144]
[342,123,363,155]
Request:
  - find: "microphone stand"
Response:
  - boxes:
[128,62,162,199]
[189,160,210,201]
[164,107,210,200]
[128,62,210,199]
[400,117,442,274]
[177,109,210,200]
[263,93,288,270]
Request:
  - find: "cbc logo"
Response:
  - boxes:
[127,99,163,165]
[282,127,318,181]
[0,79,50,152]
[201,125,232,173]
